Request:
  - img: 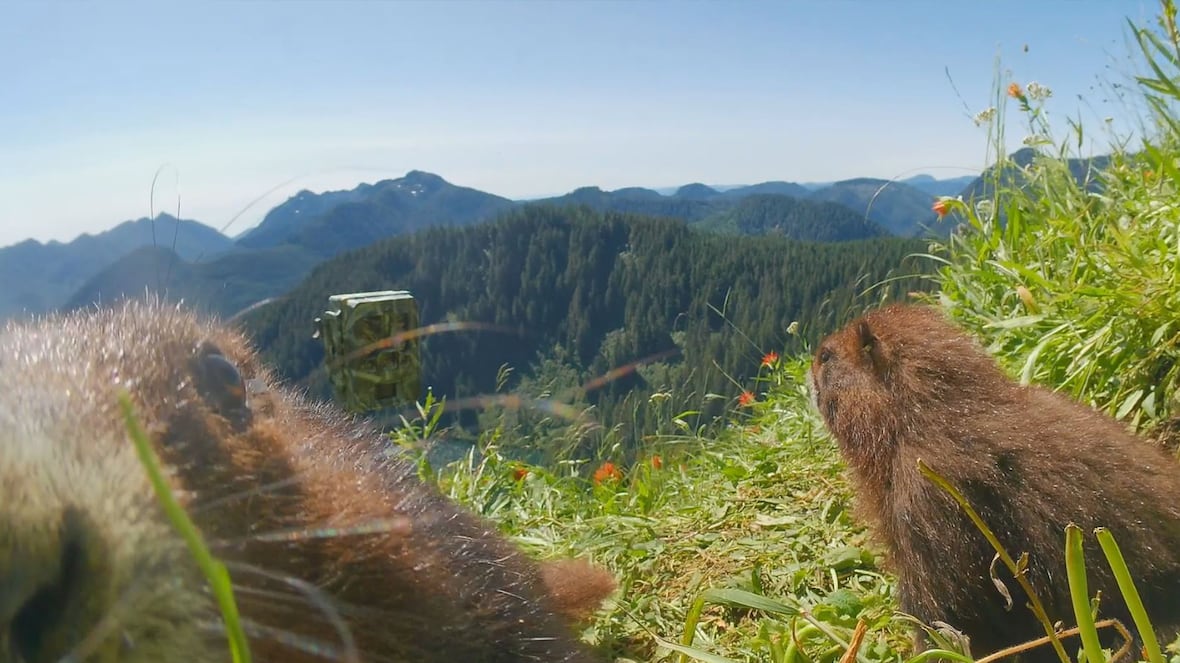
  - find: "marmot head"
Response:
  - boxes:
[809,304,1006,456]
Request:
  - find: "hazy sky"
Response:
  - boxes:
[0,1,1159,247]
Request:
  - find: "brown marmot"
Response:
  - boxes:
[808,303,1180,662]
[0,298,614,663]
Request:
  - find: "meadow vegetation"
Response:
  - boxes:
[391,2,1180,661]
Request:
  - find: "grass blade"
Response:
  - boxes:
[120,392,252,663]
[917,459,1070,663]
[1095,527,1164,663]
[1065,524,1104,663]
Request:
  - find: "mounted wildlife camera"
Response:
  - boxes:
[314,290,423,413]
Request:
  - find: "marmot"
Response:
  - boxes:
[808,303,1180,661]
[0,298,615,663]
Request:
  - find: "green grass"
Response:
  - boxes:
[399,357,912,663]
[410,353,1180,663]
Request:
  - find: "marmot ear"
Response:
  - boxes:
[856,320,876,354]
[857,320,890,378]
[192,341,252,430]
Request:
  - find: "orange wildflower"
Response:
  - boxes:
[932,199,949,218]
[592,461,623,484]
[738,391,755,407]
[512,466,529,481]
[761,350,779,367]
[1016,285,1037,313]
[650,455,664,470]
[1007,82,1023,98]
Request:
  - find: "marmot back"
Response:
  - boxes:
[809,304,1180,662]
[0,299,614,663]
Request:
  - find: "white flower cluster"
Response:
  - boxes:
[1025,81,1053,100]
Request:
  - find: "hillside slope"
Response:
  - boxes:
[65,243,322,319]
[0,214,231,320]
[692,193,888,241]
[807,178,937,237]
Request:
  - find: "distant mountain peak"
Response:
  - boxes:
[1010,147,1038,166]
[832,177,890,187]
[611,187,663,199]
[399,170,449,194]
[900,173,979,198]
[675,183,720,200]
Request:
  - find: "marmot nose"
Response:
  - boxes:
[1,508,103,663]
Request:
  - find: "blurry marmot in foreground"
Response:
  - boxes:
[0,298,615,663]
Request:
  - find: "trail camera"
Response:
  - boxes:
[315,290,422,413]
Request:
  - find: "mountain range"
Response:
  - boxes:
[0,215,233,319]
[0,168,977,321]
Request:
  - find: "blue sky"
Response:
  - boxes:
[0,1,1159,247]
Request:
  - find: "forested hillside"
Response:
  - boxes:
[691,193,887,240]
[539,187,891,241]
[243,204,935,458]
[537,185,719,222]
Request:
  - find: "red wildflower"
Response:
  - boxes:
[593,461,623,484]
[1007,82,1023,98]
[512,466,529,481]
[761,350,779,367]
[738,391,755,407]
[650,455,664,470]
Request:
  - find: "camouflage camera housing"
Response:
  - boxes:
[315,290,423,413]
